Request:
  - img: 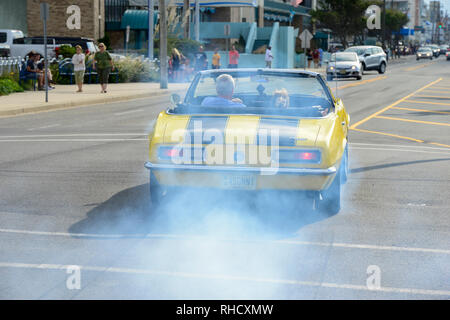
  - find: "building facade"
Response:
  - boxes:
[27,0,105,40]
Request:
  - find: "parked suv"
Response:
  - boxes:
[344,46,387,74]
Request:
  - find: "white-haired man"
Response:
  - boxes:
[201,74,245,107]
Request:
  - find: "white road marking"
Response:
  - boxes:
[0,139,147,142]
[351,146,450,156]
[0,228,449,255]
[114,109,144,116]
[27,124,60,131]
[0,133,147,138]
[351,142,450,151]
[0,261,449,297]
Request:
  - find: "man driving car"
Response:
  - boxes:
[201,74,246,107]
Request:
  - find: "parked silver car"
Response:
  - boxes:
[344,46,387,74]
[326,52,362,81]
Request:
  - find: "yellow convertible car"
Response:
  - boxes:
[145,69,349,214]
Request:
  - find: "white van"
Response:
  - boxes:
[0,29,59,59]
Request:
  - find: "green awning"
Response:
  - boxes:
[120,9,159,30]
[314,31,329,39]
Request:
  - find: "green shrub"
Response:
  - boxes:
[115,57,159,83]
[56,45,76,59]
[0,78,24,96]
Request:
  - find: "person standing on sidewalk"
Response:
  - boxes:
[265,46,273,68]
[318,47,323,67]
[312,48,320,68]
[93,43,114,93]
[306,48,313,68]
[194,46,208,72]
[72,45,85,92]
[212,49,221,69]
[228,45,239,68]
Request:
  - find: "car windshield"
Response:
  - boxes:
[345,47,365,55]
[330,53,357,62]
[419,48,431,52]
[177,71,333,118]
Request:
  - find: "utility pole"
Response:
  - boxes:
[183,0,190,39]
[195,0,200,41]
[382,0,386,46]
[159,0,168,89]
[148,0,154,59]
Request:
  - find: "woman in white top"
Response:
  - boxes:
[72,45,86,92]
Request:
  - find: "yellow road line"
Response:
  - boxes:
[350,128,424,143]
[391,107,450,115]
[350,78,443,129]
[404,99,450,106]
[429,142,450,148]
[422,89,450,93]
[414,95,450,99]
[404,61,436,72]
[375,115,450,127]
[334,76,387,90]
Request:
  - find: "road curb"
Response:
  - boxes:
[0,88,184,118]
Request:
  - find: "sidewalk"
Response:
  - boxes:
[0,82,189,117]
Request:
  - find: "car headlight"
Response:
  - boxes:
[329,66,334,70]
[351,66,356,70]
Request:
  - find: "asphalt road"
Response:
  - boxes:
[0,56,449,299]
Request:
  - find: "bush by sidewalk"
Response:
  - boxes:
[115,57,159,83]
[0,77,24,96]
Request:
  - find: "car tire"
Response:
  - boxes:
[149,171,170,208]
[356,75,362,80]
[361,63,366,75]
[320,169,341,215]
[327,74,333,82]
[341,145,349,184]
[378,62,386,74]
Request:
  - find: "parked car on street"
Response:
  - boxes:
[29,36,97,54]
[0,29,60,59]
[416,47,433,60]
[326,52,362,81]
[0,44,10,57]
[344,45,387,74]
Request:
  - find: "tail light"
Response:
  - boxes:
[277,149,321,164]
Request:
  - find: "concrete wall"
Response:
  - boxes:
[0,0,28,33]
[26,0,104,40]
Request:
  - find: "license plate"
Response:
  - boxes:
[222,175,256,190]
[340,70,347,75]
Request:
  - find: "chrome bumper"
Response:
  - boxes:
[144,162,337,176]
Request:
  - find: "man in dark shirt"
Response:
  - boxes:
[194,46,208,71]
[26,54,44,90]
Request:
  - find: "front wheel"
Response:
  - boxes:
[356,75,362,80]
[378,62,386,74]
[327,74,333,82]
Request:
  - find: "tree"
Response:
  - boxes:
[385,9,409,44]
[311,0,374,48]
